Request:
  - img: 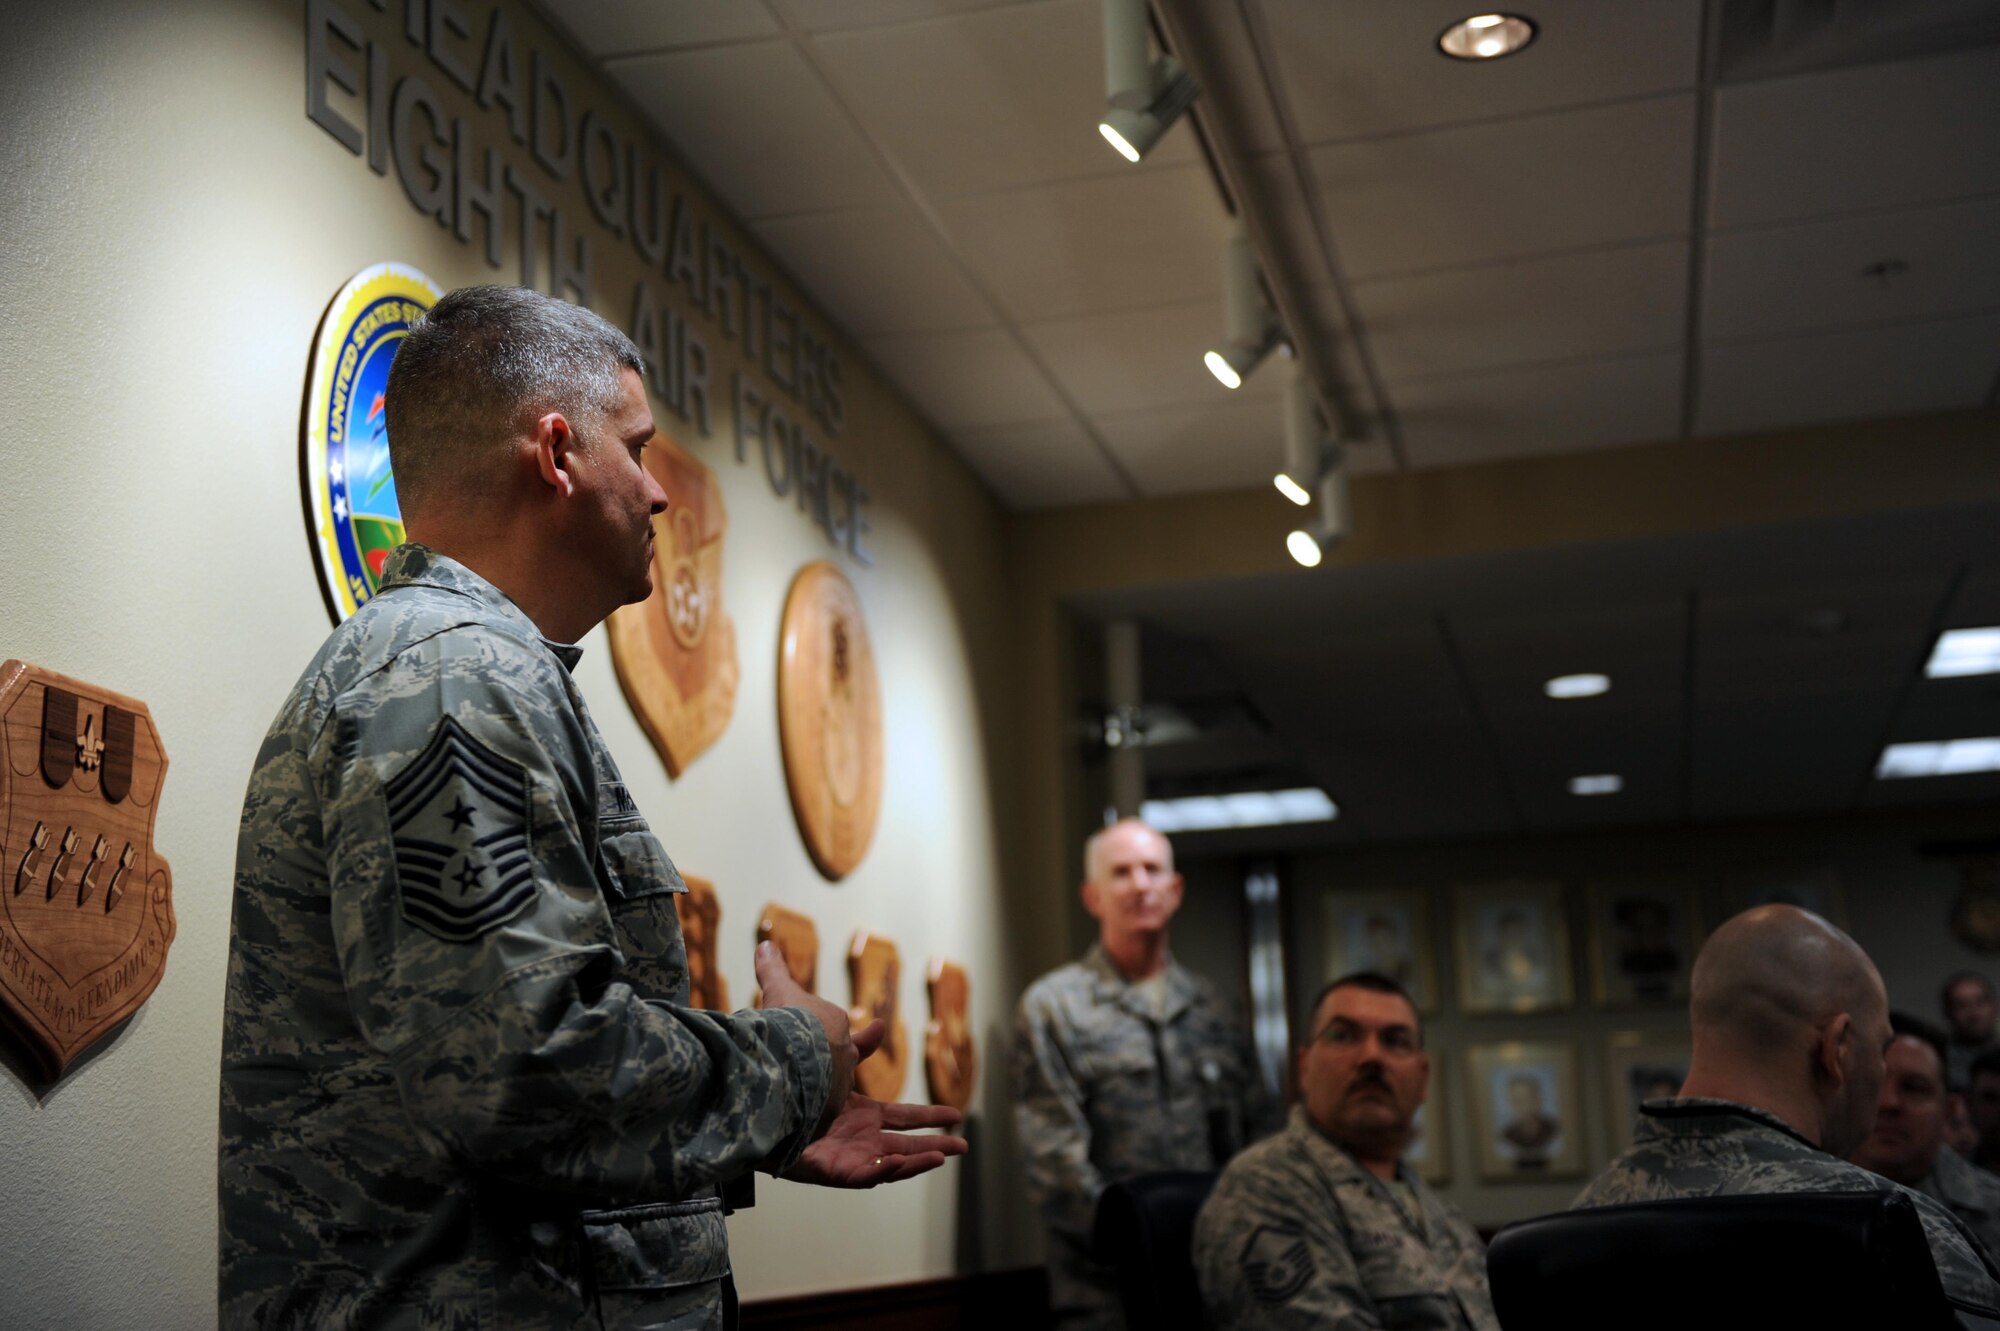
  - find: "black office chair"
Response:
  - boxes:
[1487,1190,1965,1331]
[1091,1170,1218,1331]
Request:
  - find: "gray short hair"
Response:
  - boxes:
[384,285,644,513]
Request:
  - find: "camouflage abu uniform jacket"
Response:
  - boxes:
[1012,944,1270,1328]
[1573,1097,2000,1318]
[219,546,832,1330]
[1918,1145,2000,1266]
[1194,1106,1498,1331]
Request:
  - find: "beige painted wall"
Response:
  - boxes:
[0,0,1036,1323]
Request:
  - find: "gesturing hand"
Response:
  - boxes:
[784,1092,968,1189]
[754,940,859,1135]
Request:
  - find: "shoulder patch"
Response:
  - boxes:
[385,715,535,942]
[1240,1221,1314,1304]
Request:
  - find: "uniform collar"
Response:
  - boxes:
[377,544,585,672]
[1287,1106,1432,1234]
[1083,943,1193,1023]
[1635,1096,1823,1153]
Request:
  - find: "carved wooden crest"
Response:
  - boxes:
[777,562,883,881]
[0,661,175,1080]
[848,932,907,1101]
[608,432,738,778]
[674,874,728,1010]
[925,957,977,1111]
[751,902,818,1009]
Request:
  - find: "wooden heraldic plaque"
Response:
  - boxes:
[608,433,738,778]
[847,932,907,1101]
[0,661,176,1080]
[674,874,728,1011]
[776,562,883,882]
[751,902,819,1009]
[925,958,976,1111]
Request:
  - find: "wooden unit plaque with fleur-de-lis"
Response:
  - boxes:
[0,661,176,1080]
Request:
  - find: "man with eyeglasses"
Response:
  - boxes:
[1192,972,1498,1330]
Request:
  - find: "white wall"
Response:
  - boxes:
[0,0,1033,1322]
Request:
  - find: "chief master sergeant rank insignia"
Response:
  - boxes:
[385,715,533,942]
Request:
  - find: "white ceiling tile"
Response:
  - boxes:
[1257,0,1700,143]
[607,43,900,220]
[936,165,1231,322]
[752,206,994,336]
[1697,314,2000,438]
[1243,152,1334,286]
[1393,352,1683,469]
[810,0,1198,199]
[1016,297,1288,416]
[1307,96,1697,280]
[776,0,1031,32]
[945,418,1130,510]
[1709,46,2000,229]
[534,0,778,54]
[861,326,1069,429]
[1354,242,1688,382]
[1704,197,2000,342]
[1092,396,1288,497]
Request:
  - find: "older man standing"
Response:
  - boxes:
[1193,973,1497,1330]
[1851,1014,2000,1262]
[1573,906,2000,1318]
[1012,818,1268,1328]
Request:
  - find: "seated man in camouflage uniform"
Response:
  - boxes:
[1573,905,2000,1322]
[1193,973,1498,1331]
[1012,818,1269,1328]
[1852,1013,2000,1262]
[220,286,965,1330]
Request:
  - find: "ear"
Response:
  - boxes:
[532,410,577,498]
[1296,1043,1312,1089]
[1414,1050,1432,1103]
[1164,871,1186,913]
[1081,879,1103,922]
[1816,1012,1855,1091]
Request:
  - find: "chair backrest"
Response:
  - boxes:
[1090,1170,1218,1331]
[1486,1190,1958,1331]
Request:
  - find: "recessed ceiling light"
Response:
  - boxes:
[1876,737,2000,779]
[1927,627,2000,679]
[1142,787,1338,833]
[1569,773,1622,796]
[1545,673,1610,699]
[1438,13,1537,60]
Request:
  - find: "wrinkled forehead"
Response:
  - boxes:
[1311,984,1420,1040]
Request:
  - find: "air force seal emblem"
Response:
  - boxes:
[0,661,176,1081]
[302,263,442,624]
[386,716,535,942]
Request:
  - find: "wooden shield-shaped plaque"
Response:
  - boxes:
[608,433,738,778]
[777,562,883,881]
[925,958,976,1111]
[674,874,728,1010]
[848,932,907,1101]
[751,903,819,1008]
[0,661,176,1080]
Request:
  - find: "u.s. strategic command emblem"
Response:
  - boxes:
[385,716,535,943]
[0,661,176,1081]
[301,263,441,624]
[607,432,739,778]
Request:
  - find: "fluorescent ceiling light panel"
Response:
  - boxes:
[1142,787,1337,833]
[1545,673,1610,699]
[1876,738,2000,779]
[1568,773,1622,796]
[1926,627,2000,678]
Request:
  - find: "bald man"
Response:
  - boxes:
[1573,906,2000,1319]
[1012,819,1271,1328]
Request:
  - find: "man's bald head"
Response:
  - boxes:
[1688,905,1890,1155]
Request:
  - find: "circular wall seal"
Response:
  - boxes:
[777,562,883,881]
[300,264,442,624]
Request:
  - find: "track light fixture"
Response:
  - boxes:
[1205,223,1283,389]
[1287,469,1351,569]
[1099,0,1199,163]
[1275,368,1335,506]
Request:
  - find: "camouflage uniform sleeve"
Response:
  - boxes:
[1012,985,1105,1243]
[1194,1157,1382,1330]
[315,631,831,1198]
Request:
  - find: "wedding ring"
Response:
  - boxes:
[873,1156,883,1166]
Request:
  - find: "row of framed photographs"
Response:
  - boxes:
[1323,873,1847,1015]
[1405,1031,1691,1186]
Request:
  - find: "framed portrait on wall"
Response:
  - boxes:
[1586,880,1699,1007]
[1453,881,1573,1014]
[1324,887,1439,1013]
[1405,1060,1450,1184]
[1715,866,1848,932]
[1467,1041,1586,1182]
[1604,1029,1692,1155]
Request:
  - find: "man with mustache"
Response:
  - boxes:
[1193,973,1497,1330]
